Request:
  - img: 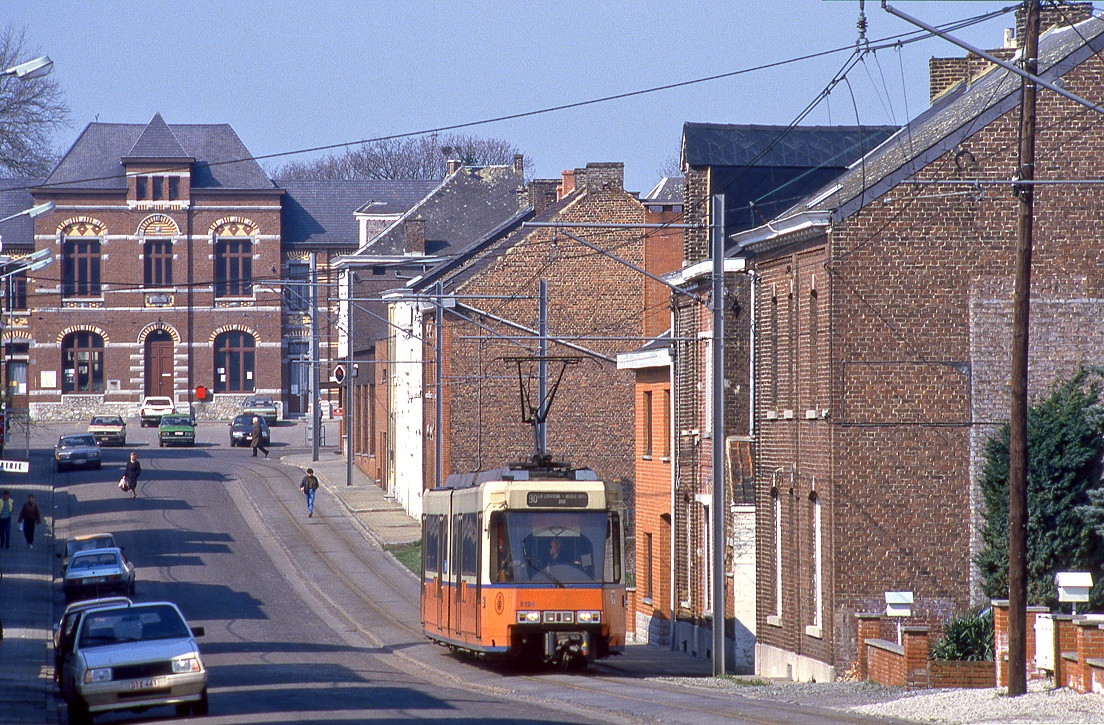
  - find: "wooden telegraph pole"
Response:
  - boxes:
[1007,0,1040,698]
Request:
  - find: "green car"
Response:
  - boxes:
[158,414,196,447]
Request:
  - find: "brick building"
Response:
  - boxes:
[737,11,1103,680]
[669,123,895,671]
[616,176,685,646]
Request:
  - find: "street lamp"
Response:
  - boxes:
[1,56,53,81]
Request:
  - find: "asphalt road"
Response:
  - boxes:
[41,419,898,725]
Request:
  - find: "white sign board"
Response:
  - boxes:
[885,591,914,618]
[1056,571,1093,603]
[0,459,29,473]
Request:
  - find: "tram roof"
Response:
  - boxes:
[441,464,599,489]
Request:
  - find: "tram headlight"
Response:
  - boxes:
[576,610,601,624]
[517,610,541,623]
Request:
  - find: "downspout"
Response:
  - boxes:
[668,295,679,649]
[748,268,756,440]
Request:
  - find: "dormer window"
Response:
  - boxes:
[135,175,179,202]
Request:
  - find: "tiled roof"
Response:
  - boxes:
[355,164,525,257]
[0,178,43,248]
[642,176,685,204]
[43,116,275,191]
[795,17,1104,223]
[682,123,897,169]
[279,179,438,247]
[124,113,190,160]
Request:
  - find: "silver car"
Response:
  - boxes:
[54,434,102,472]
[62,547,136,604]
[60,601,207,723]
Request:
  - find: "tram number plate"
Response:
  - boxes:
[130,677,165,690]
[527,491,588,508]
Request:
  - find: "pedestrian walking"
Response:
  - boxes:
[0,490,13,549]
[300,468,319,518]
[17,494,42,549]
[250,416,269,458]
[123,452,141,498]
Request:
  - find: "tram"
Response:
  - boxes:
[421,459,626,667]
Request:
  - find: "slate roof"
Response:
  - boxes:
[123,113,191,160]
[642,176,685,204]
[682,123,897,169]
[42,115,275,191]
[791,17,1104,225]
[353,164,525,257]
[0,178,43,248]
[278,179,437,247]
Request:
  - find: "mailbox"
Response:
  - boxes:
[1056,571,1093,603]
[885,591,914,618]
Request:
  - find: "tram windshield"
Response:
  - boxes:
[490,510,621,585]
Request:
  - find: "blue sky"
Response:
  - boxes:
[14,1,1016,193]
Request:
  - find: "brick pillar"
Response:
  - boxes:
[992,599,1009,687]
[856,613,882,681]
[902,625,931,690]
[1026,605,1047,680]
[1053,614,1074,688]
[1073,618,1104,693]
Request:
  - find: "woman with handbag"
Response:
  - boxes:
[123,452,141,498]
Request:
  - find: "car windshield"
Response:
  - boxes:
[161,416,191,426]
[60,435,96,447]
[78,605,190,646]
[246,398,272,407]
[66,537,114,557]
[91,416,123,426]
[146,398,172,406]
[69,552,121,571]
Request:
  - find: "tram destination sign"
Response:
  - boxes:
[527,491,589,508]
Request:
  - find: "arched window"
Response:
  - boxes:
[214,331,255,392]
[62,331,105,393]
[62,239,102,297]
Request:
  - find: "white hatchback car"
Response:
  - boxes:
[138,396,175,427]
[60,600,207,723]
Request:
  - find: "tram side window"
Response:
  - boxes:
[461,513,478,577]
[605,512,622,584]
[424,515,440,574]
[490,513,513,582]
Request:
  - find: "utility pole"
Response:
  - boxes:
[538,279,548,457]
[711,194,726,676]
[310,253,320,462]
[435,281,444,489]
[1007,0,1040,698]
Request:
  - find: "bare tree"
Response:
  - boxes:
[656,153,683,179]
[273,133,525,180]
[0,27,68,177]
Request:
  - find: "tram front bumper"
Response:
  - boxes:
[544,630,592,662]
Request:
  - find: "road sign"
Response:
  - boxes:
[0,460,28,473]
[331,364,346,384]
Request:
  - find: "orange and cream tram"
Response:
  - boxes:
[421,461,626,667]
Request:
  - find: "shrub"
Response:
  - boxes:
[930,609,994,662]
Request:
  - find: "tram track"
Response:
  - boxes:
[216,453,898,725]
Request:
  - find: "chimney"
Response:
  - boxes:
[583,162,624,195]
[446,158,463,175]
[558,169,575,199]
[1017,2,1092,40]
[513,154,525,176]
[403,217,426,255]
[528,180,559,216]
[929,57,970,103]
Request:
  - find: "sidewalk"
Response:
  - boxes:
[278,452,420,547]
[0,477,59,723]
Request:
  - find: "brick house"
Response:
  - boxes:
[668,123,895,671]
[388,162,656,524]
[24,114,284,420]
[615,176,685,646]
[736,10,1102,680]
[333,158,527,503]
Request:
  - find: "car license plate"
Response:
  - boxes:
[86,577,106,583]
[175,432,184,436]
[130,677,165,690]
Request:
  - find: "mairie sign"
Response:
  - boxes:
[0,460,29,473]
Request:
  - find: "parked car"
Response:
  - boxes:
[59,600,207,723]
[62,548,135,604]
[229,413,268,447]
[58,533,118,575]
[240,395,278,424]
[54,596,132,687]
[55,434,102,472]
[139,396,175,427]
[158,415,196,448]
[87,415,126,446]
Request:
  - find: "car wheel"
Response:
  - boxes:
[193,688,209,716]
[127,579,135,596]
[68,697,93,725]
[93,462,101,470]
[159,441,164,448]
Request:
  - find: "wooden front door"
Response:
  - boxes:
[145,331,174,397]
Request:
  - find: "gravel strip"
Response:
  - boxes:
[652,676,1104,723]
